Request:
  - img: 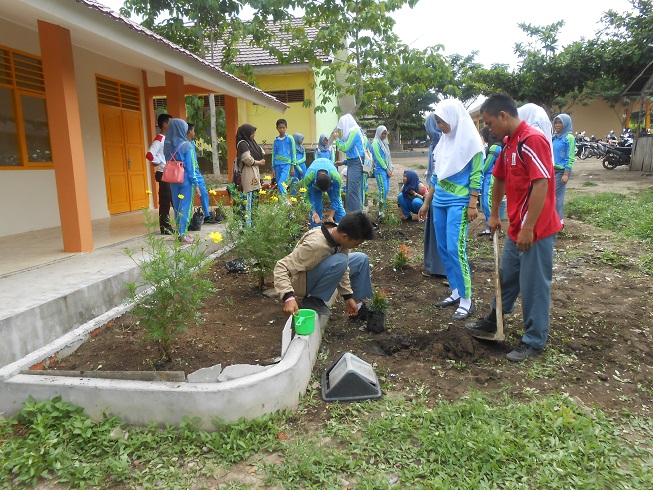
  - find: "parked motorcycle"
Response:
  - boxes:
[602,145,631,169]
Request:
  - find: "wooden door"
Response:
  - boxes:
[122,110,149,210]
[99,105,130,214]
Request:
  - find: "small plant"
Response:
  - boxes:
[125,210,218,360]
[393,244,410,269]
[369,288,389,313]
[224,187,311,289]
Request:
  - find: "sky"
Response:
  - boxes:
[97,0,635,68]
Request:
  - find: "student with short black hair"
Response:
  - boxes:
[146,113,173,235]
[274,211,375,319]
[467,93,563,362]
[300,157,345,228]
[272,118,295,195]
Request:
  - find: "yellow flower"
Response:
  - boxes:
[282,182,288,188]
[178,194,185,199]
[271,196,279,202]
[299,187,307,193]
[260,190,267,195]
[209,189,217,195]
[209,231,223,243]
[146,189,152,195]
[290,197,297,202]
[263,174,272,180]
[245,214,249,219]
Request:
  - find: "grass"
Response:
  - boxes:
[2,392,652,489]
[566,190,653,243]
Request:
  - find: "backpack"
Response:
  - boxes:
[356,130,374,175]
[232,140,246,192]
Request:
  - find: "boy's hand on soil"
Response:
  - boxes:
[345,298,358,317]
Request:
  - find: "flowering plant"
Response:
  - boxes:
[393,244,410,269]
[370,288,389,313]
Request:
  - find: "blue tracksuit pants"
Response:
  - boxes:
[374,166,390,213]
[308,187,345,228]
[433,203,471,299]
[170,182,196,234]
[397,193,423,219]
[273,163,291,195]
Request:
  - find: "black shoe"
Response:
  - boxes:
[506,342,542,362]
[435,295,460,308]
[300,296,332,316]
[204,216,217,224]
[349,302,370,321]
[452,303,474,320]
[465,314,497,335]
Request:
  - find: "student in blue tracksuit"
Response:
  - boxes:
[187,123,215,224]
[552,113,575,223]
[271,118,296,195]
[371,125,393,218]
[422,113,446,277]
[478,125,503,236]
[397,170,427,220]
[418,99,484,321]
[293,133,307,180]
[164,118,199,244]
[301,158,345,227]
[333,114,367,213]
[315,133,336,164]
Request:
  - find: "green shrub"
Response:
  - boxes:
[125,210,216,360]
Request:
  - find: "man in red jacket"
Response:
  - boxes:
[466,94,563,362]
[146,113,173,235]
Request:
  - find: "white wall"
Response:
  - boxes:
[0,20,153,238]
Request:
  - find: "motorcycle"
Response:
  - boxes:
[602,145,631,169]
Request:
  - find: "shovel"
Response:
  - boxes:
[469,230,505,341]
[491,230,505,341]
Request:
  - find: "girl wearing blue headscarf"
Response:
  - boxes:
[422,114,446,277]
[371,125,393,218]
[164,118,199,244]
[397,170,426,221]
[292,133,307,181]
[552,113,575,222]
[315,134,335,164]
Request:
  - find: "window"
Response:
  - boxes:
[265,89,305,104]
[0,46,52,168]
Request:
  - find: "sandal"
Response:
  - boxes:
[452,303,474,320]
[435,295,460,308]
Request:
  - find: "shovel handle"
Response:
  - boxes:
[493,231,505,340]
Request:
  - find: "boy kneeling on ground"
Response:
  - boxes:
[274,211,375,319]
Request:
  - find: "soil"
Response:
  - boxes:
[46,157,653,420]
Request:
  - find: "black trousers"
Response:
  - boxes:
[155,171,173,233]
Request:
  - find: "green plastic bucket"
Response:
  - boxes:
[294,309,316,335]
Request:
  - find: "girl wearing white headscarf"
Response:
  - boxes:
[371,125,393,218]
[418,99,484,320]
[333,114,367,212]
[518,103,554,159]
[551,113,575,222]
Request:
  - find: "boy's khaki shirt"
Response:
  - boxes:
[274,225,353,299]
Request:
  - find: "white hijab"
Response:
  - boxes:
[337,114,360,140]
[433,99,484,180]
[518,103,554,159]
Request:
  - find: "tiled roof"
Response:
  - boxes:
[206,18,332,68]
[77,0,287,108]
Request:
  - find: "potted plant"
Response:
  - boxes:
[367,288,389,333]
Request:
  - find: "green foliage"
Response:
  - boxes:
[392,243,410,269]
[224,189,311,289]
[0,397,282,488]
[125,211,215,360]
[264,391,653,488]
[369,287,389,312]
[566,190,653,243]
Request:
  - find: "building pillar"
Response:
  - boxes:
[37,20,93,252]
[224,95,238,181]
[165,71,186,121]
